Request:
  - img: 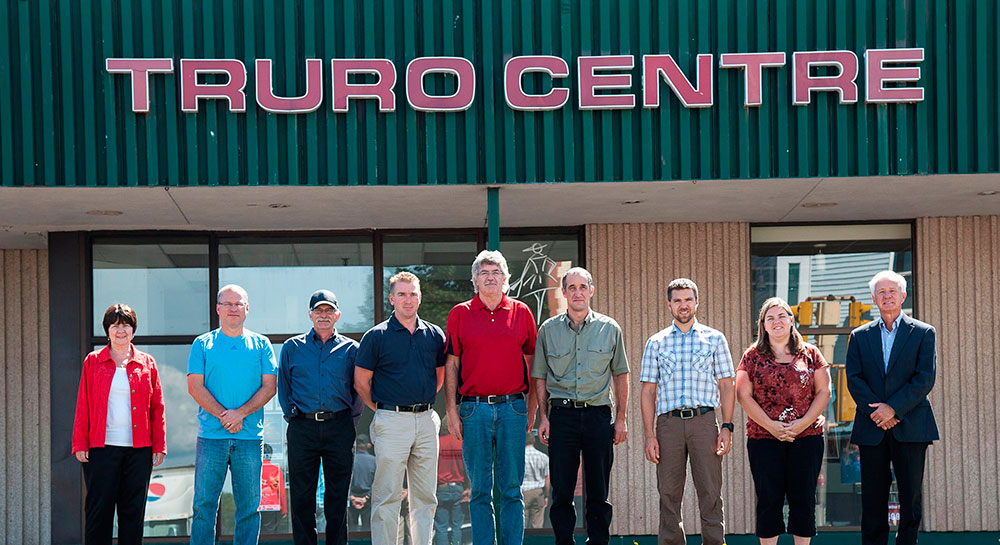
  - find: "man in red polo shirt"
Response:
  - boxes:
[445,250,538,545]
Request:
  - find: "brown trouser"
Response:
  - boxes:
[523,486,547,529]
[655,411,725,545]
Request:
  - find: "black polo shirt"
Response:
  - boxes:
[356,313,446,405]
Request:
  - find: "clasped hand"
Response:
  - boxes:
[868,402,899,430]
[768,413,825,442]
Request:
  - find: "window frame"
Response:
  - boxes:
[85,226,584,542]
[748,219,917,533]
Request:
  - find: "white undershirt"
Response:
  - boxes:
[104,367,134,447]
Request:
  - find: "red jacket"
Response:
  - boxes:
[72,345,167,454]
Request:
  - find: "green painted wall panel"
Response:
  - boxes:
[0,0,996,187]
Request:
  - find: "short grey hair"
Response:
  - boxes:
[217,284,249,303]
[561,267,593,290]
[868,270,907,297]
[471,250,510,293]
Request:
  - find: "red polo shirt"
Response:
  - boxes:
[72,345,167,454]
[446,293,537,396]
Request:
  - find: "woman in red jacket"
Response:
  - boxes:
[72,303,167,545]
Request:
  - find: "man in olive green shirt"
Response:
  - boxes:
[532,267,629,545]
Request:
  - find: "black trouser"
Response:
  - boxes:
[859,434,929,545]
[547,405,614,545]
[746,435,824,538]
[82,445,153,545]
[287,413,356,545]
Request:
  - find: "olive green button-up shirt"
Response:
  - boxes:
[531,310,629,407]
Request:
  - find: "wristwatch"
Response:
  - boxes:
[721,422,734,432]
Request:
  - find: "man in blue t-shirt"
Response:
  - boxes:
[188,284,278,545]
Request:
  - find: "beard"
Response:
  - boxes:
[671,310,694,324]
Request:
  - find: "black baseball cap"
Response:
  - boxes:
[309,289,339,311]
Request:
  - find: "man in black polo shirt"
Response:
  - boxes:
[355,271,447,545]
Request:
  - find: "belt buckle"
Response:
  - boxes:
[313,412,326,422]
[572,400,587,408]
[678,408,696,419]
[486,395,501,404]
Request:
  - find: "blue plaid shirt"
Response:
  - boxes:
[639,320,735,415]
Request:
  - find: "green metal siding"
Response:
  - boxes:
[0,0,997,187]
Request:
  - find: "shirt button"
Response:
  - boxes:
[131,389,135,393]
[133,424,137,428]
[132,407,136,410]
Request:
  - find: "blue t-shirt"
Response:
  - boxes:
[187,328,277,440]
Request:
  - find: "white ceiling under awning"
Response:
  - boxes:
[1,173,998,248]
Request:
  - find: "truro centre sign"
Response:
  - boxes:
[107,48,924,115]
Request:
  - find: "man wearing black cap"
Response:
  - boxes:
[278,289,362,545]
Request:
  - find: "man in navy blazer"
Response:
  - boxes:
[846,270,938,545]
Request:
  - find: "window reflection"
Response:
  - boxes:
[93,243,209,336]
[382,236,479,327]
[91,231,582,541]
[128,345,200,538]
[750,225,912,529]
[219,241,375,334]
[499,236,578,325]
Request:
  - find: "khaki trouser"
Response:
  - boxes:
[655,411,724,545]
[522,487,546,529]
[370,409,441,545]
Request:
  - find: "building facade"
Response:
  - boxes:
[1,1,999,543]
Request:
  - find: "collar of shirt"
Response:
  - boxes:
[471,293,512,312]
[309,328,340,346]
[388,312,428,333]
[666,319,701,337]
[559,309,595,330]
[877,313,903,333]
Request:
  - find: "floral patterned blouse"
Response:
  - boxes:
[737,343,828,440]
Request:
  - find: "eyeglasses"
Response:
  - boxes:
[218,301,247,309]
[477,270,504,279]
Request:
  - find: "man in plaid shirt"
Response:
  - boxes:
[639,278,735,545]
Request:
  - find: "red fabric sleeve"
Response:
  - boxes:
[148,356,167,454]
[71,355,93,453]
[522,306,537,355]
[737,348,755,374]
[810,345,829,370]
[445,306,463,357]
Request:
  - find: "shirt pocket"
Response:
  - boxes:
[691,347,714,376]
[659,352,678,377]
[587,343,614,368]
[545,349,574,378]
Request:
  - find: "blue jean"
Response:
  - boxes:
[191,437,263,545]
[434,482,466,545]
[460,399,527,545]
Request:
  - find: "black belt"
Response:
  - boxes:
[459,392,525,404]
[377,402,433,413]
[550,398,603,409]
[297,409,349,422]
[666,406,714,419]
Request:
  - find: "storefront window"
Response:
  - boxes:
[92,242,209,336]
[219,240,375,335]
[500,235,579,326]
[88,229,582,540]
[750,223,912,529]
[382,235,479,327]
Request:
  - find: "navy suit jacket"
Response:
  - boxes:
[845,314,939,446]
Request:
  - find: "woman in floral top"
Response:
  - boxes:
[736,297,832,545]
